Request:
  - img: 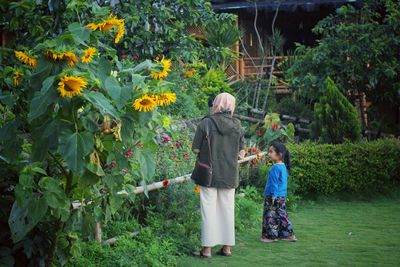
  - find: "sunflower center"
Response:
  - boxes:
[140,99,152,105]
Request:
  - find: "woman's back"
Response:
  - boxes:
[192,112,244,188]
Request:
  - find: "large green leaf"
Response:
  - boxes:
[68,23,91,45]
[0,120,22,163]
[58,131,94,174]
[137,150,156,181]
[39,177,70,221]
[120,112,136,145]
[30,57,53,90]
[131,74,146,90]
[28,76,57,121]
[104,77,131,110]
[119,60,154,73]
[83,91,120,119]
[98,57,112,86]
[108,194,123,215]
[87,162,105,176]
[8,197,48,243]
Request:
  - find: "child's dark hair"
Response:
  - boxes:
[270,142,292,170]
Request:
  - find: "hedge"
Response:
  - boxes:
[285,138,400,196]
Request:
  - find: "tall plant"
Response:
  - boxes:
[311,77,361,144]
[1,10,176,265]
[285,0,400,130]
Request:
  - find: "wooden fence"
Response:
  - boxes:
[71,151,268,243]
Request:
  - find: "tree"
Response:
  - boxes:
[311,77,361,144]
[286,0,400,131]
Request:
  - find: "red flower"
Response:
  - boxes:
[273,123,279,130]
[110,163,116,168]
[175,141,181,149]
[172,155,177,159]
[121,55,127,59]
[92,87,98,92]
[126,151,134,157]
[183,152,189,159]
[162,134,171,143]
[162,179,169,187]
[258,128,264,136]
[121,169,127,173]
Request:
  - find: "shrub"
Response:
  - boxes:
[276,96,314,120]
[287,138,400,196]
[311,77,361,144]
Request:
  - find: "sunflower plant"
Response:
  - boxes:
[0,13,177,265]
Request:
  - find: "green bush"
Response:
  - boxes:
[235,185,265,231]
[68,229,178,267]
[287,138,400,196]
[276,96,314,120]
[311,77,361,144]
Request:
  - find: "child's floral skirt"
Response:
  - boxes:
[261,196,294,239]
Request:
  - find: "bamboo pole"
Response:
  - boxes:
[71,152,269,210]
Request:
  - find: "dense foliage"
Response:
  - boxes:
[311,77,361,144]
[288,138,400,196]
[285,0,400,131]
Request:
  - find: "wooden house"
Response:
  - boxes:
[208,0,363,94]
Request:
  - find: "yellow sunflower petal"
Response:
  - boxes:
[154,93,176,106]
[133,96,156,112]
[57,75,88,98]
[15,51,37,68]
[114,21,125,43]
[150,56,171,80]
[13,71,23,87]
[82,47,97,64]
[63,52,78,67]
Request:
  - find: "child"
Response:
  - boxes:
[260,142,297,243]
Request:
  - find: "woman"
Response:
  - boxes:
[192,92,246,258]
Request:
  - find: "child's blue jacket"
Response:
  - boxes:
[264,163,288,197]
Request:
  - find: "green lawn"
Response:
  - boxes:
[177,195,400,267]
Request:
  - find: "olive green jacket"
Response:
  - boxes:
[192,112,245,188]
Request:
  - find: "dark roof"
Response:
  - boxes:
[210,0,363,11]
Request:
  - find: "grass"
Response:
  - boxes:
[177,193,400,267]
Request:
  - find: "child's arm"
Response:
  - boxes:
[269,167,279,202]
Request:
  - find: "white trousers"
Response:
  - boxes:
[200,186,235,247]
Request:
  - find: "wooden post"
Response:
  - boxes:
[235,13,240,80]
[240,58,245,78]
[95,222,102,243]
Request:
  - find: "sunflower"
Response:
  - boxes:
[14,51,37,68]
[114,21,125,44]
[45,51,78,67]
[86,14,125,43]
[150,56,171,80]
[132,96,156,112]
[63,52,78,67]
[57,75,88,98]
[82,47,97,64]
[13,71,23,87]
[153,93,176,107]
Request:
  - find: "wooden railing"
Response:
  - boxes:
[237,56,291,94]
